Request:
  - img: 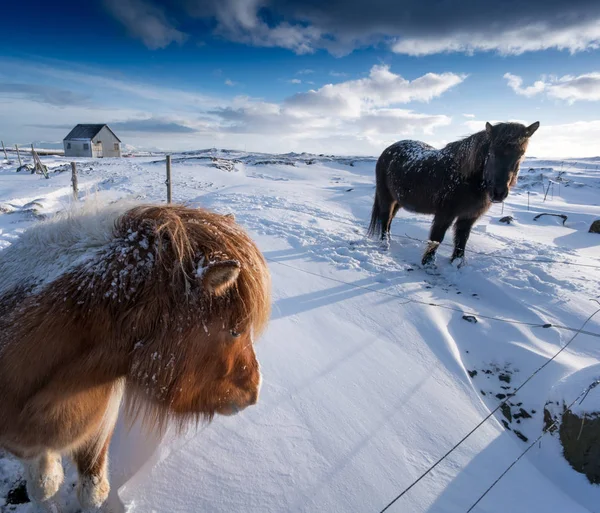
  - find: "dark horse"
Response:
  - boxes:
[368,121,539,266]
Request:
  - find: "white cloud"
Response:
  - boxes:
[210,65,461,148]
[391,20,600,56]
[224,79,238,87]
[297,69,314,75]
[288,79,302,84]
[504,72,600,102]
[503,73,546,98]
[285,65,466,118]
[549,73,600,102]
[104,0,187,50]
[462,113,475,118]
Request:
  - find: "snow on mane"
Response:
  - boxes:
[0,199,140,298]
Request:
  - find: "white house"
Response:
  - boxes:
[63,124,122,158]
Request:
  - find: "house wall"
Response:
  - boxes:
[63,139,92,157]
[91,126,121,157]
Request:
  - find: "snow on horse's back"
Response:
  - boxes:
[0,199,138,299]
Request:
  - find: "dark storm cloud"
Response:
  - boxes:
[105,0,600,55]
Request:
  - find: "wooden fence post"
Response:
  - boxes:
[543,180,552,202]
[71,162,78,200]
[166,155,172,203]
[30,144,36,174]
[30,144,49,179]
[15,144,22,167]
[1,140,7,161]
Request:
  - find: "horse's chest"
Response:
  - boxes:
[432,179,488,215]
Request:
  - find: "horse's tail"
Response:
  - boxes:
[367,192,382,238]
[367,156,389,239]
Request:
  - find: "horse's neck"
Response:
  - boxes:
[451,133,489,179]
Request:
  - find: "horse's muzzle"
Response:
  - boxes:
[218,403,244,416]
[217,390,259,416]
[491,188,509,203]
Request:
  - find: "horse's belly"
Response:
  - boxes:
[394,188,437,215]
[388,169,438,215]
[401,201,437,215]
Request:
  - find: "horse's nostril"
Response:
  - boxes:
[492,187,507,200]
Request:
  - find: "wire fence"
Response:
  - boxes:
[376,305,600,513]
[465,379,600,512]
[264,258,600,512]
[267,259,600,339]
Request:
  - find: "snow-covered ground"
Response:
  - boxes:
[0,150,599,513]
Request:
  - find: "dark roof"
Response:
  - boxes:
[63,124,121,142]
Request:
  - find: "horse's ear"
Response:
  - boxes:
[526,121,540,137]
[200,260,241,296]
[485,122,493,135]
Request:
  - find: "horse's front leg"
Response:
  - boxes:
[24,451,64,512]
[73,436,112,512]
[451,216,478,264]
[422,215,454,266]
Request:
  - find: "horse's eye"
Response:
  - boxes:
[230,330,241,338]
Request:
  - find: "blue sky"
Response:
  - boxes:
[1,0,599,156]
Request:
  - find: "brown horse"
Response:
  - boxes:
[368,121,539,265]
[0,202,271,512]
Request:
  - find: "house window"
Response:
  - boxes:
[114,143,119,151]
[83,143,89,150]
[67,143,71,149]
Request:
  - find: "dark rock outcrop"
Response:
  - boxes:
[559,410,600,484]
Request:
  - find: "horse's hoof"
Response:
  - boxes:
[421,256,436,268]
[451,257,466,269]
[77,475,110,512]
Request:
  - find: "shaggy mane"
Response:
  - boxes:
[115,204,271,338]
[445,122,530,177]
[111,204,271,433]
